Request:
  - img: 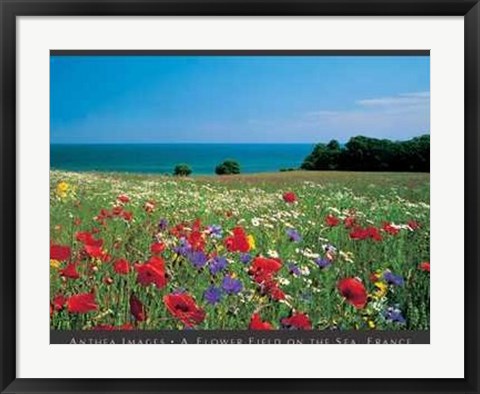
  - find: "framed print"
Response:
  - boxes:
[1,0,479,393]
[48,49,431,345]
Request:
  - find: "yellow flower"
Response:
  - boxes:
[50,259,61,269]
[57,181,69,192]
[247,234,256,250]
[373,281,388,298]
[368,320,376,329]
[56,181,70,199]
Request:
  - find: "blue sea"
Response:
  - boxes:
[50,144,315,175]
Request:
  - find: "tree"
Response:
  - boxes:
[215,159,241,175]
[173,163,192,177]
[301,134,430,172]
[301,139,341,170]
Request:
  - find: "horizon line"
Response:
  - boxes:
[50,135,429,145]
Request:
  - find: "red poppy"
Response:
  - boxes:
[76,231,103,247]
[50,244,71,261]
[135,256,167,289]
[192,219,202,232]
[163,293,206,327]
[117,194,130,204]
[52,294,66,311]
[59,262,80,279]
[112,206,124,216]
[130,294,147,322]
[367,226,383,241]
[349,227,368,240]
[249,256,282,283]
[95,209,109,223]
[337,277,368,309]
[249,257,285,300]
[325,214,340,227]
[249,313,273,330]
[171,223,186,238]
[150,242,165,255]
[66,292,98,313]
[122,211,133,221]
[419,261,430,272]
[281,312,312,330]
[188,230,205,252]
[225,227,250,253]
[382,222,399,236]
[84,244,106,259]
[263,280,286,301]
[114,258,130,275]
[344,215,357,229]
[349,226,382,241]
[95,208,112,223]
[283,191,297,203]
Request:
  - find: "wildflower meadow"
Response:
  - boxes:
[49,170,430,331]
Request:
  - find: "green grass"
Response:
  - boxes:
[50,170,430,331]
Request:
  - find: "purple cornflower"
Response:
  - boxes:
[222,276,243,295]
[315,257,332,269]
[188,250,208,269]
[173,238,191,257]
[207,224,223,239]
[203,286,222,305]
[286,228,302,242]
[239,253,252,264]
[209,256,228,275]
[288,263,302,276]
[157,218,168,231]
[384,306,406,324]
[383,271,405,286]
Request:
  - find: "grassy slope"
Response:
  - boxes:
[51,169,429,199]
[50,170,430,330]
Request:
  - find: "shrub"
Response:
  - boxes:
[215,160,241,175]
[173,164,192,177]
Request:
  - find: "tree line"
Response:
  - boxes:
[301,135,430,172]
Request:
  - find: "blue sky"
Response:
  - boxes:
[50,55,430,144]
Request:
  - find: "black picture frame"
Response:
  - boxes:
[1,0,478,393]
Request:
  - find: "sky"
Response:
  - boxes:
[50,55,430,144]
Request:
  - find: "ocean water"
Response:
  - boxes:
[50,144,314,175]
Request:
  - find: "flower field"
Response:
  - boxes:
[50,170,430,331]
